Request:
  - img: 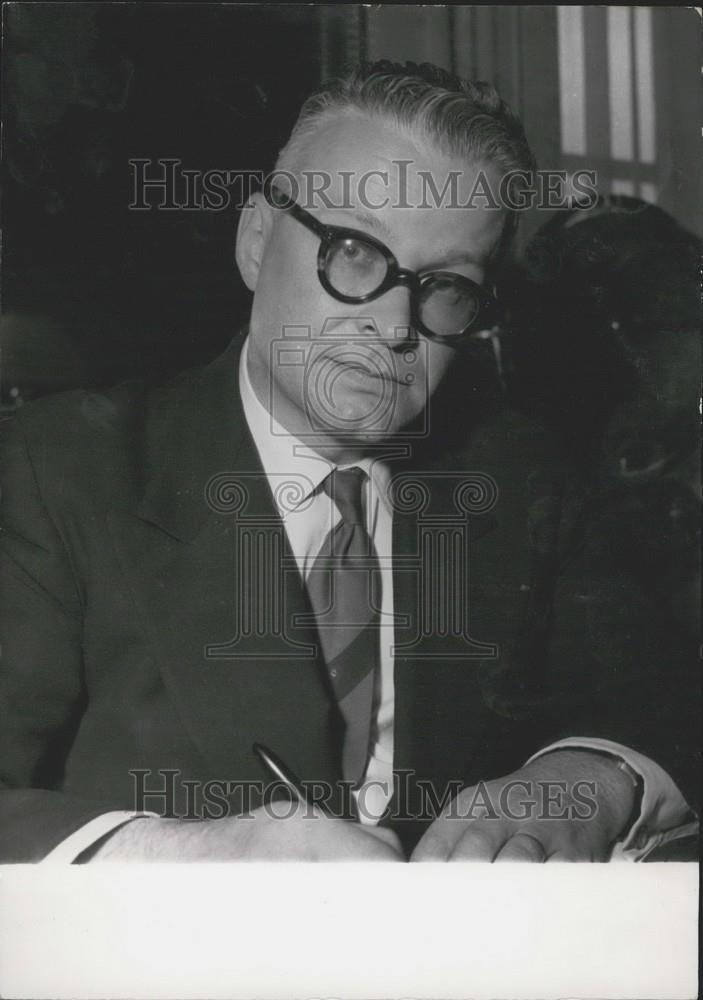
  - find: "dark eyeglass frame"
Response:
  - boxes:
[265,182,494,345]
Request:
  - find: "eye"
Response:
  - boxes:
[340,239,373,263]
[326,236,388,296]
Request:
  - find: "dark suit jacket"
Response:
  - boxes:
[0,334,698,860]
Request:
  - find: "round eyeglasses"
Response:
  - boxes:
[265,183,494,344]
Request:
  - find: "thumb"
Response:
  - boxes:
[363,824,405,857]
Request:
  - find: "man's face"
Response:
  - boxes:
[240,113,505,454]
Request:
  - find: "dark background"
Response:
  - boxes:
[2,4,701,400]
[2,4,328,395]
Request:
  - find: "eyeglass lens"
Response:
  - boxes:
[323,234,481,338]
[325,237,388,297]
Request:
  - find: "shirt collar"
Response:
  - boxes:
[239,334,391,515]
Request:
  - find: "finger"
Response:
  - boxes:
[364,825,405,856]
[545,842,600,862]
[448,824,506,862]
[357,839,405,862]
[332,821,402,862]
[545,850,579,862]
[411,817,464,862]
[493,831,547,863]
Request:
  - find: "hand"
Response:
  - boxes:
[411,750,637,862]
[89,801,405,861]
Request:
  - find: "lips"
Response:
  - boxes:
[343,361,383,378]
[328,356,405,385]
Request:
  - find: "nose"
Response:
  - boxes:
[359,285,415,345]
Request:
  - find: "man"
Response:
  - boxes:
[0,62,696,861]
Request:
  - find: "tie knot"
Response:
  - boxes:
[323,467,367,525]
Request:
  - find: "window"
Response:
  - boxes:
[558,6,657,202]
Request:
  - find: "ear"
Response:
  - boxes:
[235,192,274,291]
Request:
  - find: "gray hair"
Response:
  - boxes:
[275,60,536,248]
[278,61,535,174]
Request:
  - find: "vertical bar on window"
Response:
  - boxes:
[357,5,367,63]
[584,7,610,160]
[628,8,640,174]
[512,7,523,119]
[634,7,656,163]
[452,6,475,79]
[557,6,586,155]
[448,6,457,75]
[607,7,634,161]
[319,8,329,82]
[475,7,496,81]
[470,6,478,78]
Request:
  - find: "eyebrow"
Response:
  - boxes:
[322,209,486,270]
[326,208,393,241]
[434,249,484,269]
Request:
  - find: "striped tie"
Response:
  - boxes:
[306,467,381,785]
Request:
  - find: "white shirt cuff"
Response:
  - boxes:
[40,811,158,864]
[525,737,698,861]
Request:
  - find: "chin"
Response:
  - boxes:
[302,380,421,445]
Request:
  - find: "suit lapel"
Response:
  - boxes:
[108,336,346,791]
[390,455,500,784]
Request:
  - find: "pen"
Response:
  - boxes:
[252,742,333,816]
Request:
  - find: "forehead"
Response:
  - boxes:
[288,112,505,261]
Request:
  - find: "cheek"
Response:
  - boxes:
[257,228,329,326]
[425,342,455,393]
[259,258,333,339]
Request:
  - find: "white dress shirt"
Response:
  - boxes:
[44,335,697,861]
[236,336,398,825]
